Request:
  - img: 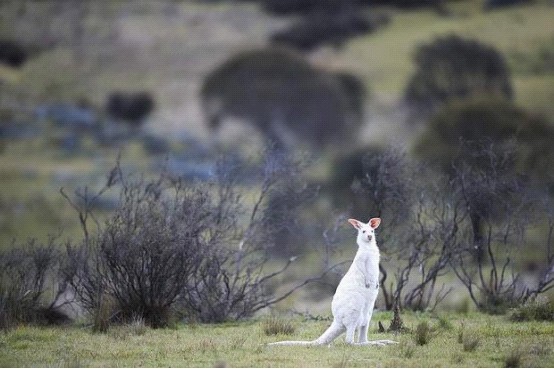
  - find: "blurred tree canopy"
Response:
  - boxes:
[261,0,344,15]
[329,146,384,219]
[201,48,366,149]
[0,40,28,68]
[362,0,443,7]
[414,96,554,185]
[270,9,385,51]
[485,0,533,9]
[405,35,513,117]
[106,91,155,126]
[260,0,444,14]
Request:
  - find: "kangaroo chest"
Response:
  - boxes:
[338,250,380,290]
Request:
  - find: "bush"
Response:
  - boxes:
[405,35,513,116]
[65,155,316,326]
[261,0,341,15]
[509,296,554,322]
[270,10,386,51]
[105,91,155,124]
[361,0,442,7]
[485,0,532,10]
[0,40,28,68]
[329,146,411,220]
[414,96,554,182]
[262,0,444,12]
[66,178,224,327]
[330,146,460,311]
[201,48,366,150]
[0,239,69,330]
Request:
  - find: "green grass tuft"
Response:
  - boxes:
[261,316,296,336]
[509,296,554,322]
[504,347,524,368]
[414,321,432,346]
[462,332,480,352]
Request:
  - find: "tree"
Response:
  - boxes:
[328,146,385,220]
[414,96,554,184]
[201,48,366,150]
[415,97,554,262]
[330,146,458,310]
[105,91,155,126]
[261,0,344,15]
[405,35,513,117]
[450,145,554,313]
[270,8,387,51]
[0,40,28,68]
[484,0,532,10]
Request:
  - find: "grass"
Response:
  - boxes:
[1,1,553,245]
[0,134,154,249]
[261,315,296,336]
[342,1,554,119]
[0,5,553,365]
[509,296,554,322]
[1,312,553,367]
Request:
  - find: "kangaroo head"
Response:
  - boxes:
[348,218,381,245]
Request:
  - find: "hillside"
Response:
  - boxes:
[0,0,553,319]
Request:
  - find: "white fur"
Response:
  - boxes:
[268,217,397,346]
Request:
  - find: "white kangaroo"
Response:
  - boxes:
[268,217,397,346]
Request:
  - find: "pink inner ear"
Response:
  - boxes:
[369,217,381,229]
[348,219,361,229]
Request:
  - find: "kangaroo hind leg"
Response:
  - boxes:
[314,320,344,345]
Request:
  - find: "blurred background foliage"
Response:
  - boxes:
[0,0,554,322]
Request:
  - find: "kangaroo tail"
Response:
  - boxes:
[267,340,315,346]
[313,320,344,345]
[268,320,344,346]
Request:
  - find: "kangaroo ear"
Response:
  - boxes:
[348,219,362,229]
[369,217,381,229]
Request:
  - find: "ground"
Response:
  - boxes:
[1,312,553,367]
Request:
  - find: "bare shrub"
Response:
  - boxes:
[354,147,458,311]
[64,153,319,326]
[91,294,115,333]
[334,142,552,313]
[449,143,552,313]
[0,238,69,330]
